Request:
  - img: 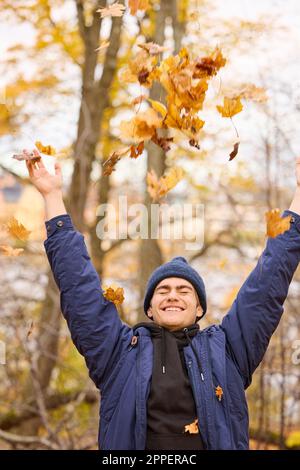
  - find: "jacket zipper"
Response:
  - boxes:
[187,353,210,450]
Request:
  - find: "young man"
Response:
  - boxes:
[26,157,300,450]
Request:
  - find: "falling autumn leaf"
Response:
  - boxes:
[129,0,149,15]
[103,285,125,306]
[97,2,126,18]
[95,40,110,52]
[132,95,147,106]
[103,147,131,176]
[184,418,199,434]
[265,209,291,238]
[151,131,173,152]
[12,149,41,163]
[130,141,144,159]
[35,140,56,156]
[229,141,240,161]
[147,167,184,201]
[0,245,24,257]
[138,42,169,56]
[148,99,167,119]
[217,97,243,118]
[120,108,163,142]
[5,217,31,242]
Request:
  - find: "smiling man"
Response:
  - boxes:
[26,156,300,450]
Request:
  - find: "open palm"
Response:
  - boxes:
[26,151,63,196]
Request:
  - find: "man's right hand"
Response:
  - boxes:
[25,150,63,197]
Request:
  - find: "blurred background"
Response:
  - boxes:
[0,0,300,450]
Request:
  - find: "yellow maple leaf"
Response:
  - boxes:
[265,209,291,238]
[97,2,126,18]
[148,99,167,119]
[217,97,243,118]
[35,140,56,156]
[184,418,199,434]
[102,285,125,306]
[5,217,31,242]
[0,245,24,257]
[147,167,184,201]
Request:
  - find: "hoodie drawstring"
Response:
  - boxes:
[183,328,204,381]
[161,328,166,374]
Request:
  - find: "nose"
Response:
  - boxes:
[166,289,180,301]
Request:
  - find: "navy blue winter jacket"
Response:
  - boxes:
[44,210,300,450]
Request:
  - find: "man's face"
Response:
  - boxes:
[147,277,203,331]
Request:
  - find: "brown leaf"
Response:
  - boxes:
[102,147,131,176]
[265,209,291,238]
[184,418,199,434]
[0,245,24,257]
[5,217,31,242]
[229,141,240,161]
[12,149,41,163]
[151,131,173,152]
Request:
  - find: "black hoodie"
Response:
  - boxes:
[134,322,205,450]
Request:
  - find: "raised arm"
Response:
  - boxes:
[26,157,132,389]
[221,158,300,388]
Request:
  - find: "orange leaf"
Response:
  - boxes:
[265,209,291,238]
[103,285,125,305]
[97,2,126,18]
[35,140,56,156]
[129,0,149,15]
[5,217,31,242]
[130,141,144,159]
[0,245,24,257]
[215,385,223,401]
[147,167,184,201]
[217,97,243,118]
[184,418,199,434]
[120,108,162,142]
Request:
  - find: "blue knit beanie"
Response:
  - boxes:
[143,256,207,320]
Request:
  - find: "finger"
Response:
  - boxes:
[35,156,45,169]
[26,160,34,178]
[54,162,62,176]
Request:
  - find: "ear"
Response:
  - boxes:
[147,306,153,319]
[196,303,202,318]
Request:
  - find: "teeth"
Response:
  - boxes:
[164,307,182,311]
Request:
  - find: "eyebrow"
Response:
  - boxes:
[155,285,193,291]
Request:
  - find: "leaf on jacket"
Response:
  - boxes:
[217,97,243,118]
[129,0,149,15]
[184,418,199,434]
[147,167,184,201]
[0,245,24,257]
[215,385,223,401]
[103,285,125,306]
[265,209,292,238]
[97,3,126,18]
[4,217,31,242]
